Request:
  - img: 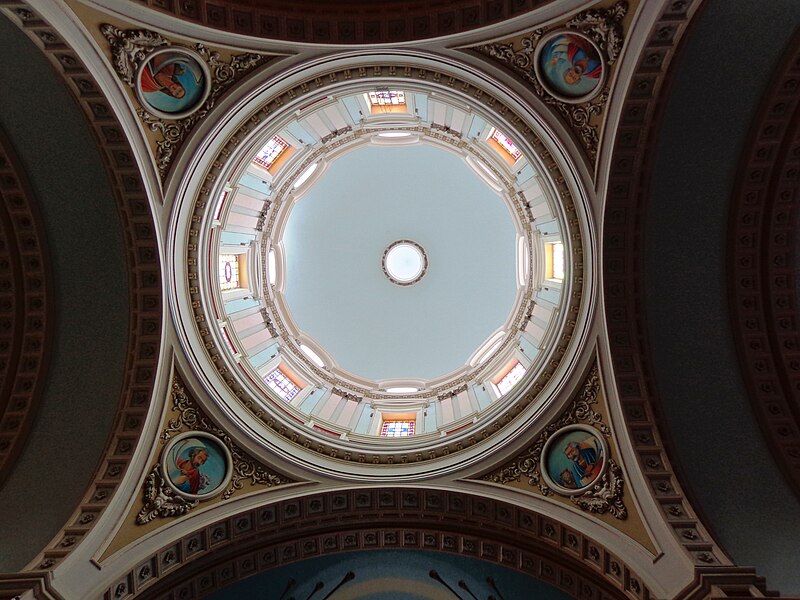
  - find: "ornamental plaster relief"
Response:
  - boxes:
[100,368,301,561]
[64,0,283,184]
[471,359,658,556]
[467,0,636,164]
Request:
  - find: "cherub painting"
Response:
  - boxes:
[537,32,604,101]
[137,49,207,117]
[544,427,606,493]
[165,434,230,499]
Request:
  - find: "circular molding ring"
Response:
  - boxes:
[381,239,428,286]
[540,424,609,496]
[260,122,536,402]
[168,51,597,478]
[134,46,212,121]
[532,29,607,105]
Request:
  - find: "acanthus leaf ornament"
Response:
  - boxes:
[136,464,197,525]
[100,24,270,179]
[481,365,627,519]
[565,1,627,66]
[137,376,295,523]
[474,0,628,159]
[571,460,627,519]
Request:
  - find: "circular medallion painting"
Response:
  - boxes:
[135,47,211,119]
[534,30,606,103]
[541,425,607,495]
[162,431,233,500]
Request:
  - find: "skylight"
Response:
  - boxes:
[385,387,419,393]
[268,249,277,286]
[300,344,325,368]
[293,162,318,189]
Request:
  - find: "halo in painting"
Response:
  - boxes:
[161,431,233,500]
[541,424,608,495]
[534,30,606,103]
[134,46,211,120]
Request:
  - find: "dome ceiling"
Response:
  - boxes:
[11,1,800,599]
[168,55,589,470]
[282,143,517,381]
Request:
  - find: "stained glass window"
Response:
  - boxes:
[265,367,301,401]
[490,128,522,160]
[381,420,415,437]
[219,254,240,291]
[368,90,405,106]
[496,361,526,397]
[253,136,289,170]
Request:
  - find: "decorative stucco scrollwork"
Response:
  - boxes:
[566,1,627,64]
[136,465,197,525]
[137,375,294,523]
[100,24,270,179]
[482,365,627,519]
[474,1,628,159]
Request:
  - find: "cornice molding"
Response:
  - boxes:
[728,28,800,504]
[0,1,163,571]
[0,126,52,491]
[674,567,785,600]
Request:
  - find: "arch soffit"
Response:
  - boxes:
[728,28,800,503]
[0,126,52,490]
[0,3,164,572]
[116,488,650,600]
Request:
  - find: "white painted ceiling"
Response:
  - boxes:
[282,143,517,381]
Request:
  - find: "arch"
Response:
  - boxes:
[0,125,52,490]
[0,5,164,572]
[121,0,557,45]
[109,489,648,600]
[728,27,800,502]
